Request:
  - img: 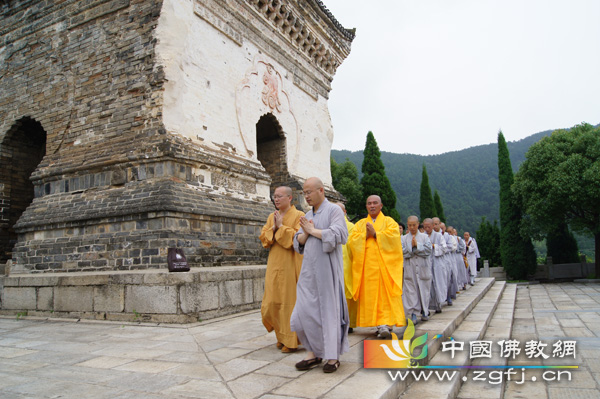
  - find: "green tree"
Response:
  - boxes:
[330,156,363,217]
[476,217,501,267]
[498,131,537,279]
[419,164,436,220]
[433,190,446,223]
[546,222,580,264]
[514,123,600,277]
[360,131,401,222]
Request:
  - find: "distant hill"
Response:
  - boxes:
[331,129,554,235]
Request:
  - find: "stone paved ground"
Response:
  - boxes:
[505,283,600,399]
[0,282,599,399]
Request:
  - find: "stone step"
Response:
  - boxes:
[319,277,497,399]
[456,283,517,399]
[398,280,512,399]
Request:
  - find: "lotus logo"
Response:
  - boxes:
[175,253,183,260]
[377,319,428,368]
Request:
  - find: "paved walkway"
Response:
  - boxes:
[0,282,599,399]
[506,283,600,399]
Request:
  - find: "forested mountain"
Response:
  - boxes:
[331,129,553,235]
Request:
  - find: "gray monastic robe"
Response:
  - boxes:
[428,230,446,310]
[455,236,468,288]
[291,199,349,360]
[401,231,432,317]
[445,232,458,300]
[464,237,479,280]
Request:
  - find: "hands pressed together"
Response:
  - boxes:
[366,222,376,239]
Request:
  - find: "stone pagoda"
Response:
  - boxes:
[0,0,354,322]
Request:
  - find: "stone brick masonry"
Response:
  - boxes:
[0,0,353,320]
[0,0,353,274]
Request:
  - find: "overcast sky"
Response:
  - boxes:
[324,0,600,155]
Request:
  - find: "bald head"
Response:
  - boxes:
[304,177,323,189]
[423,218,433,234]
[303,177,325,210]
[407,215,419,235]
[273,186,293,211]
[367,195,381,203]
[433,217,441,232]
[276,186,292,196]
[336,202,347,215]
[366,195,383,218]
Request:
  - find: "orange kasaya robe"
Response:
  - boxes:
[342,216,357,328]
[347,212,405,327]
[259,205,304,348]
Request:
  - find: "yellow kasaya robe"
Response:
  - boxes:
[259,205,304,348]
[342,216,357,328]
[348,212,405,327]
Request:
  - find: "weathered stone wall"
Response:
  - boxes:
[0,0,353,274]
[156,0,353,188]
[0,266,267,323]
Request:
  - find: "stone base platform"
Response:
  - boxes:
[0,265,266,323]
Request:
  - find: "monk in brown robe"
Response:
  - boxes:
[259,186,304,352]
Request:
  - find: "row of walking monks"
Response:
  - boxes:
[259,181,480,373]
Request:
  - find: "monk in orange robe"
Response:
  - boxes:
[347,195,405,338]
[259,186,304,352]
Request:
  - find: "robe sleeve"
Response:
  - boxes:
[433,235,445,257]
[320,205,348,253]
[259,214,275,249]
[347,219,367,299]
[401,235,413,258]
[374,217,404,297]
[467,240,476,254]
[274,210,303,249]
[443,235,451,254]
[449,236,458,252]
[473,239,481,258]
[293,228,305,255]
[414,235,432,258]
[458,238,466,253]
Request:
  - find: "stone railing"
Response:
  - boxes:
[0,265,266,323]
[480,257,595,281]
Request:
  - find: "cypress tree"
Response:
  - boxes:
[419,164,436,220]
[546,222,580,264]
[330,156,363,217]
[476,217,501,267]
[433,190,446,223]
[360,131,401,222]
[497,131,537,279]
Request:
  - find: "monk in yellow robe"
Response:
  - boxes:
[347,195,405,338]
[259,186,304,352]
[336,202,357,331]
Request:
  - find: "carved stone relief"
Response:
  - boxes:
[235,55,299,171]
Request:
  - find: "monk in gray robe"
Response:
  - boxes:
[292,177,349,373]
[463,232,480,285]
[452,228,468,290]
[401,216,433,323]
[424,218,446,313]
[432,218,450,304]
[441,223,458,304]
